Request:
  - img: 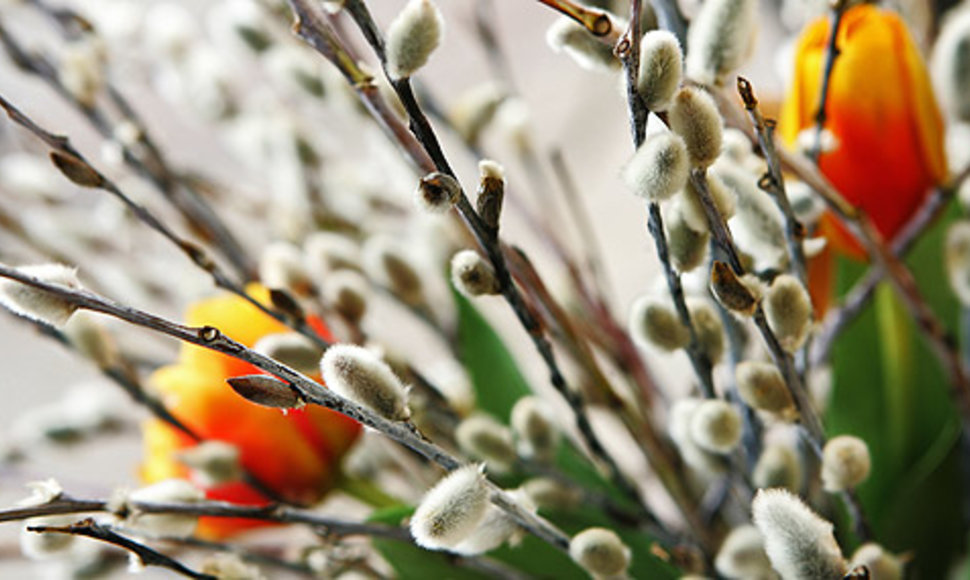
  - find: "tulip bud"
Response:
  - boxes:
[637,30,683,111]
[753,443,802,491]
[764,274,812,353]
[735,361,796,418]
[850,543,904,580]
[476,160,506,231]
[715,525,774,580]
[945,221,970,305]
[510,396,560,462]
[752,488,848,580]
[630,295,690,351]
[386,0,444,80]
[455,414,516,472]
[622,132,690,201]
[569,527,631,577]
[689,300,725,364]
[450,250,500,297]
[821,435,871,492]
[227,374,304,409]
[410,464,490,550]
[546,17,619,72]
[0,264,82,327]
[932,9,970,122]
[669,86,723,168]
[667,205,710,272]
[685,0,757,86]
[520,477,582,511]
[176,441,242,487]
[128,479,205,536]
[690,399,742,453]
[320,344,411,421]
[710,261,759,316]
[322,270,369,324]
[254,332,323,376]
[415,171,461,213]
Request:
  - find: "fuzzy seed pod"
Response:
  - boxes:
[669,86,723,168]
[62,312,118,369]
[128,479,205,536]
[715,525,775,580]
[520,477,582,511]
[254,332,323,376]
[680,171,737,232]
[710,261,759,316]
[451,250,500,297]
[637,30,683,111]
[736,361,796,418]
[629,295,691,351]
[455,414,517,472]
[0,264,82,327]
[386,0,444,79]
[669,398,728,475]
[764,274,812,353]
[410,464,490,550]
[259,241,312,295]
[690,399,742,453]
[415,171,461,213]
[176,441,242,487]
[622,131,690,201]
[850,543,904,580]
[569,527,631,577]
[667,205,710,272]
[821,435,871,492]
[546,17,620,72]
[945,221,970,305]
[752,488,848,580]
[689,300,725,364]
[322,270,369,323]
[932,9,970,122]
[685,0,757,86]
[320,344,410,421]
[753,443,802,491]
[510,396,560,463]
[476,160,506,230]
[363,236,425,307]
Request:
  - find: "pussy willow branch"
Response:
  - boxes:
[0,93,329,351]
[0,265,572,552]
[325,0,648,517]
[28,518,214,580]
[0,14,254,282]
[533,0,618,40]
[617,3,717,400]
[810,0,849,163]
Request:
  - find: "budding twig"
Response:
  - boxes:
[810,0,849,163]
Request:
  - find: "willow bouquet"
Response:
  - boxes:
[0,0,969,578]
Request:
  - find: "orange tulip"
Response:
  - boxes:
[140,285,360,538]
[779,3,947,311]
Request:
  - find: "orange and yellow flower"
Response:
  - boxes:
[779,3,947,258]
[140,285,360,538]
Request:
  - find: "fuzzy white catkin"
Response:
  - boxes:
[622,131,690,201]
[320,344,410,421]
[685,0,757,86]
[546,16,619,72]
[679,170,737,232]
[669,86,723,168]
[629,295,690,351]
[569,527,631,577]
[510,396,559,462]
[764,274,812,353]
[520,477,582,511]
[689,399,742,453]
[21,515,79,561]
[821,435,871,492]
[322,269,369,323]
[386,0,444,79]
[450,250,500,297]
[714,525,775,580]
[451,489,534,555]
[0,263,82,327]
[410,464,490,550]
[201,553,266,580]
[455,414,517,472]
[752,488,848,580]
[753,443,802,491]
[689,300,725,364]
[63,312,118,369]
[415,171,461,213]
[735,361,796,417]
[254,332,323,376]
[667,204,710,272]
[304,231,361,277]
[850,543,903,580]
[945,221,970,305]
[259,241,311,293]
[363,235,424,306]
[127,479,205,537]
[932,8,970,122]
[637,30,683,111]
[176,441,242,487]
[669,398,727,475]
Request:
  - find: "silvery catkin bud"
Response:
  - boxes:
[710,261,759,316]
[714,525,774,580]
[322,269,369,324]
[821,435,871,492]
[176,441,241,487]
[667,205,710,272]
[363,236,425,306]
[127,479,205,536]
[680,170,736,232]
[254,332,323,376]
[62,312,118,369]
[637,30,683,111]
[689,300,725,364]
[669,86,723,168]
[520,477,582,511]
[386,0,444,80]
[546,17,619,72]
[476,159,506,231]
[735,361,796,418]
[20,515,80,561]
[629,295,690,351]
[0,264,82,327]
[751,488,848,580]
[455,414,517,472]
[510,396,560,462]
[320,344,410,421]
[621,131,689,201]
[945,221,970,305]
[569,527,631,577]
[450,250,500,297]
[410,464,490,550]
[685,0,757,86]
[303,232,361,277]
[259,241,312,294]
[764,274,812,353]
[415,171,461,213]
[448,83,507,144]
[753,443,802,491]
[850,543,904,580]
[670,398,728,474]
[932,9,970,121]
[452,488,534,555]
[689,399,742,453]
